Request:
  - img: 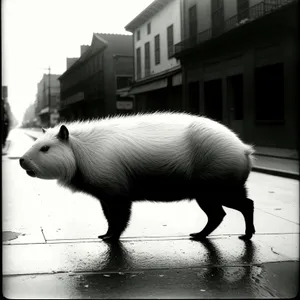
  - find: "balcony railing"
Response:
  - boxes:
[174,0,296,56]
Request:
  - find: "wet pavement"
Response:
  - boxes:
[2,128,300,298]
[4,261,299,299]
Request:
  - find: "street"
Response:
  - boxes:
[2,128,300,298]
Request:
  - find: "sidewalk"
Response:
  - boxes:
[253,146,299,180]
[252,156,299,180]
[20,128,299,180]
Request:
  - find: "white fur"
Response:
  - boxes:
[21,112,254,191]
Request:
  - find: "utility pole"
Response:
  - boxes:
[48,66,51,127]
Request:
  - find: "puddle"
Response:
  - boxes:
[2,231,25,242]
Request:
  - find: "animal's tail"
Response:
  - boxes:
[242,144,256,182]
[245,144,256,169]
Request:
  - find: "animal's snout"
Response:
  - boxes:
[19,156,36,177]
[19,157,29,169]
[19,157,25,167]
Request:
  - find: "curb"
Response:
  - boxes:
[252,167,299,180]
[254,153,299,161]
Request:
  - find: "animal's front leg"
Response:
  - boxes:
[98,200,114,239]
[98,199,132,241]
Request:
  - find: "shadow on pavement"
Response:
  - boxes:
[100,240,134,271]
[71,239,271,299]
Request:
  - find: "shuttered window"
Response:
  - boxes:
[211,0,224,36]
[136,47,141,80]
[167,24,174,59]
[155,34,160,65]
[145,42,150,77]
[189,5,197,38]
[237,0,249,21]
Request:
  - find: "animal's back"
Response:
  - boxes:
[59,112,252,200]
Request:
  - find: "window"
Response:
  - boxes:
[97,54,102,70]
[154,34,160,65]
[136,47,141,80]
[147,23,151,34]
[137,30,140,41]
[211,0,224,36]
[227,74,244,120]
[145,42,150,77]
[255,63,284,122]
[189,5,197,39]
[237,0,249,22]
[93,57,97,73]
[204,79,223,122]
[116,76,132,89]
[189,81,200,114]
[167,24,174,59]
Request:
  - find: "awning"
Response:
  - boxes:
[116,87,132,97]
[129,78,168,95]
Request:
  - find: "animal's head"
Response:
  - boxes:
[19,125,76,181]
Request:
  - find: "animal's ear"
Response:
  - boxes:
[57,125,69,141]
[42,128,47,133]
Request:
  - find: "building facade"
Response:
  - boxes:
[22,102,38,127]
[125,0,184,113]
[173,0,299,150]
[58,33,133,121]
[36,73,61,127]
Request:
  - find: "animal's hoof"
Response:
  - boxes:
[189,232,199,237]
[189,232,208,241]
[238,234,253,240]
[98,233,120,241]
[98,233,111,239]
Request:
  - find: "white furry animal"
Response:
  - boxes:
[20,112,256,241]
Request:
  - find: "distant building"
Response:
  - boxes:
[173,0,299,150]
[125,0,184,113]
[22,102,37,128]
[36,73,61,127]
[58,33,134,121]
[66,58,78,70]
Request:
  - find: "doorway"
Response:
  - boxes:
[204,79,223,122]
[227,74,244,137]
[188,81,200,115]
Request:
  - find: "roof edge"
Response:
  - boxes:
[125,0,174,32]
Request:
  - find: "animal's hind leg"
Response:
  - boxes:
[98,200,132,241]
[222,186,255,240]
[236,198,255,240]
[190,199,226,241]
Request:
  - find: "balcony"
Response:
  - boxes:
[174,0,297,57]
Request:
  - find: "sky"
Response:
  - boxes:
[2,0,154,123]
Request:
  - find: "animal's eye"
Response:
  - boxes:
[40,145,50,152]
